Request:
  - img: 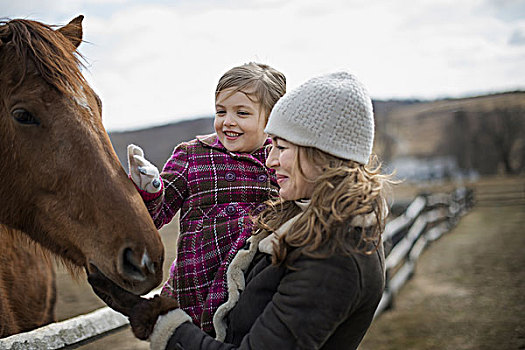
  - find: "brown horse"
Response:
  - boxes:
[0,16,165,337]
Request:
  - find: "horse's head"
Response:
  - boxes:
[0,16,164,295]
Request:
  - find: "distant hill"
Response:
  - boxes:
[109,117,214,171]
[372,91,525,161]
[108,91,525,175]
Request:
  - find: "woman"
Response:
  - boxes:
[89,71,391,350]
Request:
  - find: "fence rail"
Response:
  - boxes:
[0,288,160,349]
[0,308,127,350]
[0,188,475,349]
[375,187,475,317]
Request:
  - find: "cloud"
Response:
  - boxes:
[482,0,525,22]
[2,0,524,131]
[509,28,525,45]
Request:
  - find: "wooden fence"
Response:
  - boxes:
[0,188,474,349]
[374,187,475,317]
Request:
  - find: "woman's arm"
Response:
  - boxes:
[238,255,359,349]
[160,255,360,350]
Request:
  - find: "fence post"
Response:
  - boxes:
[375,187,474,320]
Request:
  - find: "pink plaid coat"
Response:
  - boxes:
[140,133,278,335]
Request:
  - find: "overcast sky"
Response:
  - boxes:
[2,0,525,131]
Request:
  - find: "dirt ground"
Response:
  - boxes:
[359,177,525,350]
[52,176,524,349]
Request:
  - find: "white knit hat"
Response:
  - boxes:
[265,72,374,164]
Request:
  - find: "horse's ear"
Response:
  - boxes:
[57,15,84,49]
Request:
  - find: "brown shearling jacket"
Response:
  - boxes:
[154,238,385,350]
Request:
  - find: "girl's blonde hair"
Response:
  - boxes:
[215,62,286,122]
[254,146,392,266]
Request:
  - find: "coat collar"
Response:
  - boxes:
[196,133,272,155]
[258,200,310,255]
[196,133,224,150]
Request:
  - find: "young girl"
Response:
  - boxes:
[90,71,392,349]
[127,62,286,335]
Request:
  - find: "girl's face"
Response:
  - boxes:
[214,87,267,153]
[266,137,321,201]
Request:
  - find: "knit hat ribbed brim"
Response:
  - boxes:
[265,72,374,164]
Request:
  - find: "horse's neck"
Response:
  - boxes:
[0,224,57,337]
[0,225,52,265]
[0,225,29,247]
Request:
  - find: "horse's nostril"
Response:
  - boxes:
[122,248,147,282]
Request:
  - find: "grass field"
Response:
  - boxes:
[52,176,524,349]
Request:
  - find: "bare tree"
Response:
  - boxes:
[475,107,525,174]
[440,107,525,175]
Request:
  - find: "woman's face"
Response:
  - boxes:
[266,137,321,201]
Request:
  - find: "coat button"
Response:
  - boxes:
[255,204,266,214]
[257,174,268,182]
[225,171,236,182]
[226,204,236,215]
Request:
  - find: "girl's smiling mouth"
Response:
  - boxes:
[224,131,243,139]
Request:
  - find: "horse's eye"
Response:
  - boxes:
[12,109,40,125]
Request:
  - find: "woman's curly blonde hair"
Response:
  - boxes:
[254,145,392,266]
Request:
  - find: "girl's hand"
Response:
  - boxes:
[127,144,162,193]
[88,266,179,340]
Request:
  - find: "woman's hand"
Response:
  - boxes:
[87,267,178,340]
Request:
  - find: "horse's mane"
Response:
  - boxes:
[0,18,87,96]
